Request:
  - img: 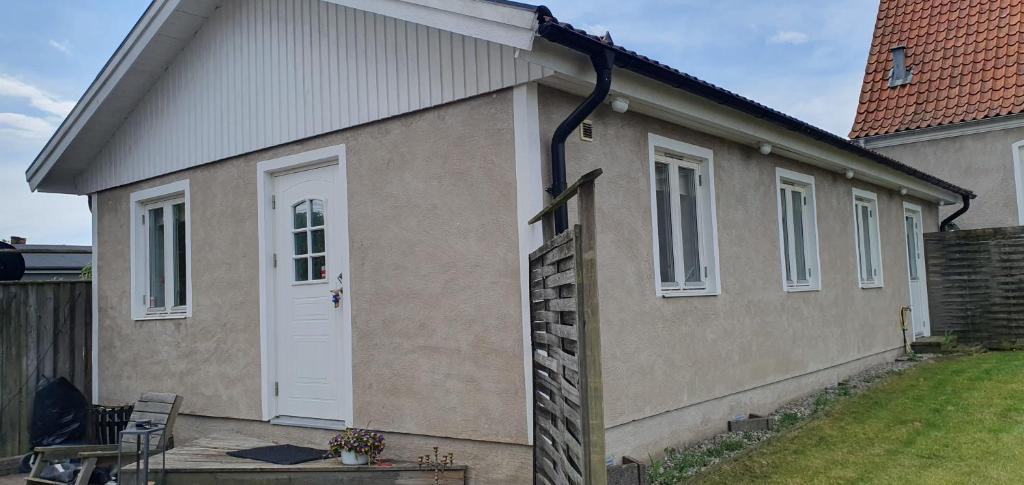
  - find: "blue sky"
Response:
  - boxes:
[0,0,879,245]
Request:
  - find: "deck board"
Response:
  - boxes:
[119,434,467,484]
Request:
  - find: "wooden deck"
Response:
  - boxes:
[119,434,466,484]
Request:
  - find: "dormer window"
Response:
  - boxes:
[889,46,912,87]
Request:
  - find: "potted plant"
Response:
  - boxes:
[329,427,385,465]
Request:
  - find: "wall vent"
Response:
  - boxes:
[580,120,594,142]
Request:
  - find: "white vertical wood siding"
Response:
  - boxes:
[79,0,551,193]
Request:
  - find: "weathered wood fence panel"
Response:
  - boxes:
[924,226,1024,348]
[0,281,91,457]
[529,169,605,485]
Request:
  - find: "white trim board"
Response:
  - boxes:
[326,0,539,49]
[128,179,193,321]
[859,112,1024,149]
[90,193,100,404]
[1013,140,1024,225]
[256,144,354,424]
[513,83,544,444]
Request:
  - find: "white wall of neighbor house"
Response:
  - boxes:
[536,85,938,461]
[76,0,551,195]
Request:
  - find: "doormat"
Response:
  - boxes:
[227,444,327,465]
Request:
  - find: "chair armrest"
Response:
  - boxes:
[33,444,118,460]
[79,449,133,459]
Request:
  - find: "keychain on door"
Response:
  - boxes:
[330,273,344,309]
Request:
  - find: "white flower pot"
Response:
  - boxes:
[340,450,369,465]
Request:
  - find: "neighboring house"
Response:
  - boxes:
[25,1,971,483]
[851,0,1020,229]
[0,239,91,281]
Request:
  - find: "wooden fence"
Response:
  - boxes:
[924,226,1024,349]
[0,281,92,458]
[528,169,605,485]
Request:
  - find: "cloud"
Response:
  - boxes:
[0,164,90,245]
[0,75,76,117]
[48,39,71,55]
[768,31,810,45]
[0,112,56,140]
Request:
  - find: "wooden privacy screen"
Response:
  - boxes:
[0,281,92,458]
[528,169,606,485]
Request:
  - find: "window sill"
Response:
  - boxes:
[659,289,720,298]
[133,313,189,322]
[784,286,820,293]
[859,283,884,289]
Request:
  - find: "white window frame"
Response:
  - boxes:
[647,134,721,297]
[130,180,192,320]
[852,188,884,288]
[775,168,822,292]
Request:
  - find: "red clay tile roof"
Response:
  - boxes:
[850,0,1024,139]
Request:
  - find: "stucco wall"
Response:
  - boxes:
[537,86,937,459]
[95,91,530,448]
[869,126,1024,230]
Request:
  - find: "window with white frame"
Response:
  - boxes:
[852,189,883,288]
[130,180,191,320]
[648,134,720,296]
[775,168,821,291]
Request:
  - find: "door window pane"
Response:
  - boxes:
[172,203,187,307]
[311,229,325,254]
[294,258,309,281]
[655,162,676,284]
[293,232,308,255]
[148,207,165,309]
[678,166,702,285]
[906,215,919,281]
[310,200,325,227]
[312,256,326,280]
[293,201,308,229]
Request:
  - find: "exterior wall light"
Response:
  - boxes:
[845,169,855,179]
[758,142,772,155]
[899,187,909,195]
[610,97,629,113]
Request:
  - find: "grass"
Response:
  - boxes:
[691,352,1024,484]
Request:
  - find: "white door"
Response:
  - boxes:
[271,164,350,423]
[904,205,930,338]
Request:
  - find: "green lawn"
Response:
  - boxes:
[694,352,1024,484]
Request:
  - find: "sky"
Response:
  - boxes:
[0,0,880,245]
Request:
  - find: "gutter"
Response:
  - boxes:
[538,19,616,232]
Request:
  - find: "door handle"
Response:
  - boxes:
[331,273,344,309]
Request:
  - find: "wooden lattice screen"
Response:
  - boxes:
[529,169,605,485]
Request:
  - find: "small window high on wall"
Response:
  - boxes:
[775,168,821,292]
[130,180,191,320]
[852,189,883,288]
[648,134,721,297]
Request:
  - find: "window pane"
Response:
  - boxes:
[859,205,873,282]
[311,229,325,254]
[312,256,326,280]
[293,232,308,256]
[310,199,325,227]
[906,216,919,281]
[655,162,676,284]
[791,190,808,283]
[293,201,308,229]
[780,188,792,284]
[678,166,702,284]
[148,207,165,309]
[294,258,309,282]
[172,203,187,307]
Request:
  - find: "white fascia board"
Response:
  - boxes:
[523,40,962,205]
[860,112,1024,148]
[326,0,539,50]
[26,0,184,193]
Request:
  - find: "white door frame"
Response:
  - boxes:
[903,202,931,340]
[257,144,353,423]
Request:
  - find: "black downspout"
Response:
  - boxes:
[939,193,972,231]
[548,47,616,233]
